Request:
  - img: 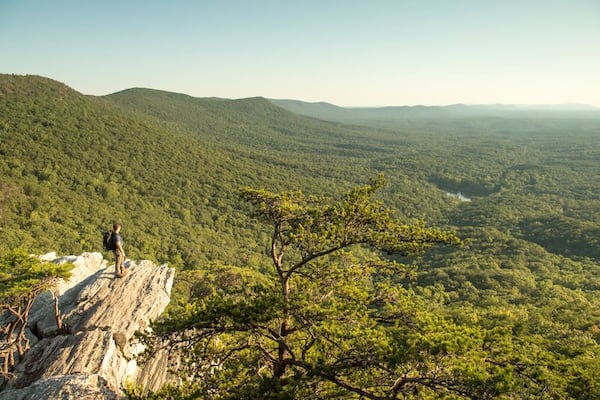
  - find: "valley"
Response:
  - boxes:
[1,74,600,398]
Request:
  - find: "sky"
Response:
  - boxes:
[1,0,599,107]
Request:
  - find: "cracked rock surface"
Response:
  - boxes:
[0,253,175,399]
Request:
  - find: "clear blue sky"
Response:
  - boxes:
[1,0,599,106]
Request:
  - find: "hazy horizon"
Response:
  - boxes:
[2,1,599,107]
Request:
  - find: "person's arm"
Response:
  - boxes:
[116,242,125,258]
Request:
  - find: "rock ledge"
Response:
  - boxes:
[0,252,175,400]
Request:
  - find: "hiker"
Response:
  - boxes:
[112,223,126,278]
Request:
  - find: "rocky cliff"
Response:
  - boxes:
[0,252,175,399]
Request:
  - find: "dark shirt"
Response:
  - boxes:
[112,232,123,251]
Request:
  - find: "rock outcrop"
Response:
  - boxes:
[0,253,175,399]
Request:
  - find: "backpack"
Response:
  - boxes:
[103,231,115,251]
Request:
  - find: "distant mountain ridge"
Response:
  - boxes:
[270,98,600,127]
[107,87,600,130]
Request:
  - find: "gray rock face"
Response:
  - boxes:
[0,374,119,400]
[0,253,175,399]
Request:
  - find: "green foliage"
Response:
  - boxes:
[0,249,72,304]
[240,175,461,259]
[125,381,204,400]
[0,75,387,268]
[146,181,536,399]
[1,75,599,398]
[0,248,72,378]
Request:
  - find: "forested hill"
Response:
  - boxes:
[0,74,398,267]
[106,88,389,154]
[0,75,316,266]
[107,88,293,128]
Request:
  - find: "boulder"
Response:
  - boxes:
[0,253,175,399]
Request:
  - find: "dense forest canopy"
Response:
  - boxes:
[1,74,600,397]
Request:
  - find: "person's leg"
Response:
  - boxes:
[115,252,125,277]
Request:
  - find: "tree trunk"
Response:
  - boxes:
[16,298,34,357]
[54,294,63,330]
[274,276,291,382]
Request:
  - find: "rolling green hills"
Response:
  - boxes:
[0,75,418,267]
[0,75,307,268]
[2,74,600,397]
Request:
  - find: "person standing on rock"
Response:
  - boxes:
[112,223,126,278]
